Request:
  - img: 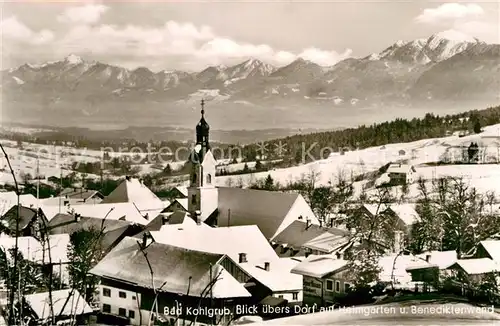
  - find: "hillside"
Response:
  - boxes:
[1,31,499,129]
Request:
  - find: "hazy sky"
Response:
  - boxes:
[1,1,499,71]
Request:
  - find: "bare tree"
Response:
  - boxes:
[0,142,22,325]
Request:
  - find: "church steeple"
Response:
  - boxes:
[196,99,210,151]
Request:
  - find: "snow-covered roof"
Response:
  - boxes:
[90,237,251,298]
[449,258,499,275]
[479,240,500,262]
[388,204,420,225]
[43,202,155,225]
[0,234,70,264]
[415,250,457,270]
[165,198,188,211]
[362,204,420,226]
[174,186,188,197]
[291,254,348,278]
[239,258,303,292]
[150,225,278,263]
[387,164,414,174]
[0,192,39,216]
[303,232,351,253]
[101,177,166,211]
[217,187,320,240]
[24,289,92,320]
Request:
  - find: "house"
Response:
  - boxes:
[18,289,93,325]
[41,202,155,226]
[0,205,48,238]
[58,187,104,205]
[90,236,252,326]
[291,255,351,306]
[181,101,321,240]
[0,233,71,285]
[377,254,432,287]
[162,198,188,213]
[271,220,350,257]
[446,258,499,284]
[135,211,209,239]
[239,257,303,307]
[350,204,419,252]
[406,251,458,290]
[385,163,416,185]
[48,213,143,253]
[0,192,39,216]
[101,177,167,212]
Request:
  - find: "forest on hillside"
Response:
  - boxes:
[241,105,500,164]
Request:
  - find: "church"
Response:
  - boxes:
[182,99,320,241]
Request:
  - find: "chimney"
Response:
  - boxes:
[74,213,81,222]
[426,254,431,262]
[329,218,334,228]
[298,215,303,220]
[141,233,152,249]
[264,262,270,271]
[306,218,311,229]
[144,213,149,220]
[195,210,201,225]
[162,215,169,225]
[319,219,323,228]
[125,176,130,181]
[238,253,247,263]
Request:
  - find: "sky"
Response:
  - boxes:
[1,1,499,72]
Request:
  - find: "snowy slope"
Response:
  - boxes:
[216,124,500,197]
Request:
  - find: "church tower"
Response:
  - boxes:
[187,99,218,223]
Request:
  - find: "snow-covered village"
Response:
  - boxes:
[2,1,500,325]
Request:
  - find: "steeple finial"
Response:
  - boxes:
[201,99,205,116]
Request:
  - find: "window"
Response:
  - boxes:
[129,310,135,319]
[102,304,111,313]
[326,280,334,291]
[132,296,136,301]
[119,291,126,298]
[292,292,298,300]
[118,308,127,317]
[206,174,212,184]
[102,288,111,297]
[192,173,197,184]
[335,281,340,292]
[191,194,196,205]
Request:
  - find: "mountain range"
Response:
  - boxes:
[1,30,499,129]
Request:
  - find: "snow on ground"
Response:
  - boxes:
[215,124,500,197]
[254,302,500,325]
[1,124,499,196]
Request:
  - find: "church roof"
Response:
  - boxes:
[101,177,165,211]
[217,187,303,239]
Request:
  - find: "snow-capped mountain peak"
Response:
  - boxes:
[375,30,481,64]
[64,54,84,65]
[429,30,478,44]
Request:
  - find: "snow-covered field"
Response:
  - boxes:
[215,124,500,198]
[253,302,500,325]
[1,124,499,198]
